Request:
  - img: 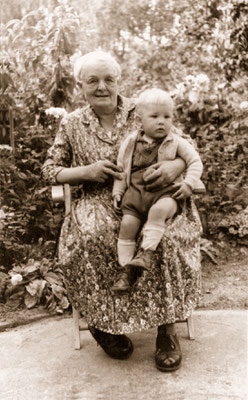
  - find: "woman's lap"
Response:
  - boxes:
[58,196,202,334]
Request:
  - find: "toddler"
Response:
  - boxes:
[112,88,204,291]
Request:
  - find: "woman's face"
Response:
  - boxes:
[81,60,119,114]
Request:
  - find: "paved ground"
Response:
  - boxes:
[0,310,247,400]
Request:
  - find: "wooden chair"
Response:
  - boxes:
[52,184,195,349]
[52,184,87,349]
[0,107,15,155]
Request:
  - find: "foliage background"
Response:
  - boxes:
[0,0,247,310]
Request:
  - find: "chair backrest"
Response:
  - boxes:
[0,107,14,148]
[51,184,71,216]
[0,107,15,163]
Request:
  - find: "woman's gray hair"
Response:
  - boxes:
[74,51,121,82]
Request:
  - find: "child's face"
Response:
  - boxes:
[139,103,173,140]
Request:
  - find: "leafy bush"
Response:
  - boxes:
[0,258,69,313]
[1,2,76,270]
[172,73,248,237]
[0,139,63,268]
[216,206,248,245]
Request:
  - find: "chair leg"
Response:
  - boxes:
[73,307,81,349]
[187,314,195,340]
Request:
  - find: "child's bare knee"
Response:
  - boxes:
[149,198,177,221]
[119,215,141,239]
[119,219,130,237]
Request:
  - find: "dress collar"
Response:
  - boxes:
[79,95,136,145]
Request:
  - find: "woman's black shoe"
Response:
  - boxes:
[155,332,182,372]
[112,271,131,291]
[112,266,143,292]
[88,326,133,360]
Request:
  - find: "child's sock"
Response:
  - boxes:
[117,238,136,266]
[141,223,165,251]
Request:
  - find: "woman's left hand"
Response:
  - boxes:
[172,182,192,200]
[144,159,186,192]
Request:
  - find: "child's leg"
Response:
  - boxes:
[112,214,141,292]
[142,197,177,251]
[125,197,178,272]
[118,214,141,267]
[148,196,178,225]
[119,214,141,241]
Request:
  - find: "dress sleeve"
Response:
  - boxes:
[41,117,72,184]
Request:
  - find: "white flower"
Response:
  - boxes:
[185,75,195,84]
[173,82,185,97]
[185,74,210,92]
[188,89,199,104]
[195,73,210,85]
[217,82,226,90]
[45,107,67,119]
[0,209,6,219]
[0,144,12,151]
[11,274,23,286]
[240,101,248,110]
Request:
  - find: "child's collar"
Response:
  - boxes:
[141,131,174,144]
[142,133,155,144]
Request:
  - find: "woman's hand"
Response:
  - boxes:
[143,159,186,192]
[56,160,123,184]
[85,160,123,183]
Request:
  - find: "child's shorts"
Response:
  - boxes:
[121,169,175,221]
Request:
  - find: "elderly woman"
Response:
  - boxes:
[42,51,202,372]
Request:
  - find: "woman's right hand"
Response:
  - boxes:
[85,160,123,183]
[56,160,123,184]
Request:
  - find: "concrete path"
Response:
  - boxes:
[0,310,247,400]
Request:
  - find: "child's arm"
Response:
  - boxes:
[113,193,122,213]
[113,131,138,211]
[112,138,129,205]
[172,136,204,199]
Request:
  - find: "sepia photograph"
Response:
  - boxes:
[0,1,247,399]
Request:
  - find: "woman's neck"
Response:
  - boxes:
[96,107,117,131]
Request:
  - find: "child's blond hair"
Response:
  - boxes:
[136,88,174,114]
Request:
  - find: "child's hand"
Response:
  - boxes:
[113,194,122,212]
[172,182,192,200]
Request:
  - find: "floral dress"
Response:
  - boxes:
[42,96,202,334]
